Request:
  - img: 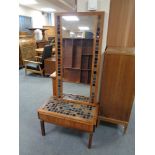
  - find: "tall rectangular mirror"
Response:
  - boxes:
[55,12,104,103]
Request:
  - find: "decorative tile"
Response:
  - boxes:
[42,97,96,120]
[63,94,90,102]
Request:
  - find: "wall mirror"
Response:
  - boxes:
[55,12,104,103]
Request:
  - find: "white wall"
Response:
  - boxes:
[19,5,49,28]
[51,13,55,26]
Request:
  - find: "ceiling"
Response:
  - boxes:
[19,0,96,33]
[62,16,97,32]
[19,0,76,12]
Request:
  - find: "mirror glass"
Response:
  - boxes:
[61,15,97,102]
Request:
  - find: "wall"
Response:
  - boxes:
[51,13,55,26]
[19,5,49,28]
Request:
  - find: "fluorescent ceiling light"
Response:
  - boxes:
[62,27,66,30]
[62,16,79,21]
[77,35,82,38]
[19,0,38,5]
[70,32,75,35]
[78,26,90,31]
[41,8,56,12]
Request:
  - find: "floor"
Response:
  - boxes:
[19,69,135,155]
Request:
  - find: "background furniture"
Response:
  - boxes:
[28,28,48,41]
[99,47,135,133]
[35,48,44,56]
[19,34,36,68]
[44,57,56,76]
[28,28,49,48]
[63,38,93,84]
[43,26,56,52]
[36,40,49,48]
[24,45,52,76]
[43,26,56,40]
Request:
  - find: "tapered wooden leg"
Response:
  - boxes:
[123,125,128,135]
[40,120,45,136]
[88,133,93,149]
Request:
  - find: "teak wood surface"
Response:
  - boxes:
[99,47,135,133]
[107,0,135,48]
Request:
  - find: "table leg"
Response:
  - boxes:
[88,133,93,149]
[40,120,45,136]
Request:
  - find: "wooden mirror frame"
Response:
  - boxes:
[37,12,105,148]
[55,12,104,104]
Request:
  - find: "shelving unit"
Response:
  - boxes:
[62,38,93,84]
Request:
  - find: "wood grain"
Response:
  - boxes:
[107,0,135,47]
[99,47,135,123]
[19,36,36,64]
[44,57,56,76]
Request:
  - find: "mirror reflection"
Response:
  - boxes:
[61,15,97,101]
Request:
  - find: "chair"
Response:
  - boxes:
[19,35,36,67]
[24,45,52,76]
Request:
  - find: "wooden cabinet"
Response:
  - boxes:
[99,0,135,133]
[63,38,93,84]
[43,26,56,39]
[44,57,56,76]
[19,35,36,67]
[99,47,135,133]
[107,0,135,48]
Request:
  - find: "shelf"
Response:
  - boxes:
[63,68,81,83]
[82,54,93,56]
[64,67,80,70]
[64,67,91,71]
[81,69,91,71]
[63,38,93,84]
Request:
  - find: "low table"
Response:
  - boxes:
[37,95,98,148]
